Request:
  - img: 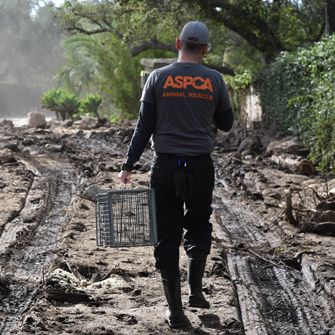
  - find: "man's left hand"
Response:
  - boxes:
[118,170,132,184]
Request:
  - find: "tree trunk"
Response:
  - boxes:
[326,0,335,34]
[269,154,315,175]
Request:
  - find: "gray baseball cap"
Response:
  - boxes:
[180,21,209,45]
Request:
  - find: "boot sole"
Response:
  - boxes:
[166,311,191,329]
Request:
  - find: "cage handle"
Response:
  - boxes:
[118,179,149,190]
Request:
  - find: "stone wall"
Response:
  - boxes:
[240,86,263,128]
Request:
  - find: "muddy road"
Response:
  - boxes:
[0,119,334,335]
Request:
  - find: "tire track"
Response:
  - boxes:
[0,165,75,335]
[215,196,335,335]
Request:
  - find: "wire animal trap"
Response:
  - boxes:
[96,188,157,247]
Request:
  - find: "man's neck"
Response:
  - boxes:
[177,53,203,64]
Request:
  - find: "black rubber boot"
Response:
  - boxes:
[161,275,190,328]
[187,254,210,308]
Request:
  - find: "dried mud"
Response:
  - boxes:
[0,120,334,335]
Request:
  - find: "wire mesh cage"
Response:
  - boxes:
[96,188,157,247]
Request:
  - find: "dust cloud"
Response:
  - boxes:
[0,0,63,118]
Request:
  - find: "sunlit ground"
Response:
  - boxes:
[0,117,54,127]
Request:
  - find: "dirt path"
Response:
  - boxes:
[0,121,334,334]
[216,198,333,334]
[0,158,75,334]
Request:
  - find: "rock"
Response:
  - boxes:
[219,121,243,151]
[0,148,16,164]
[45,144,63,152]
[47,268,81,287]
[79,203,90,210]
[97,162,106,171]
[95,117,110,128]
[237,133,262,155]
[88,275,133,292]
[83,185,107,201]
[266,136,308,156]
[0,275,10,297]
[47,120,62,129]
[73,117,97,130]
[242,171,267,195]
[3,143,19,152]
[316,201,335,211]
[63,119,74,127]
[297,159,315,175]
[27,112,46,128]
[269,153,314,174]
[85,131,93,139]
[310,222,335,236]
[328,179,335,195]
[0,119,14,131]
[45,269,92,304]
[311,210,335,223]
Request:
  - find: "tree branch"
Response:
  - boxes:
[66,26,110,35]
[205,64,235,76]
[130,38,177,56]
[186,0,285,61]
[316,20,326,41]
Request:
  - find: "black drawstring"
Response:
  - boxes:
[173,159,192,201]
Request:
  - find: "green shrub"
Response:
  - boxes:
[256,35,335,173]
[41,88,80,120]
[41,88,62,119]
[226,70,252,119]
[80,94,103,119]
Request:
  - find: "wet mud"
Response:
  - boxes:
[0,120,334,334]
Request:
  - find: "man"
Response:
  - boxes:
[119,21,234,328]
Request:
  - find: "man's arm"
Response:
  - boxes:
[213,106,234,132]
[213,76,234,132]
[119,101,156,183]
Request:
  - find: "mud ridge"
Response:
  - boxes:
[228,254,333,335]
[215,196,335,335]
[0,166,76,335]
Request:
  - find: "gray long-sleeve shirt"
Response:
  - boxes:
[125,62,234,169]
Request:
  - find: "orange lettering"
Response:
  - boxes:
[163,76,175,89]
[183,76,193,89]
[163,75,213,92]
[192,76,202,90]
[174,76,183,89]
[203,78,213,92]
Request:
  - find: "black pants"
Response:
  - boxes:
[150,153,214,278]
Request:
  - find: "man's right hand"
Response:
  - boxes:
[118,170,132,184]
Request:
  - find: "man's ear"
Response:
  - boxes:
[176,38,182,50]
[202,45,208,56]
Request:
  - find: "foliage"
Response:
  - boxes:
[54,1,205,119]
[80,93,102,119]
[57,0,328,63]
[41,88,61,108]
[41,88,80,120]
[182,0,327,62]
[256,35,335,173]
[56,33,142,119]
[225,70,253,118]
[42,87,105,121]
[222,31,264,74]
[56,35,100,95]
[228,71,252,91]
[53,0,331,122]
[54,0,215,119]
[56,0,200,54]
[57,91,81,120]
